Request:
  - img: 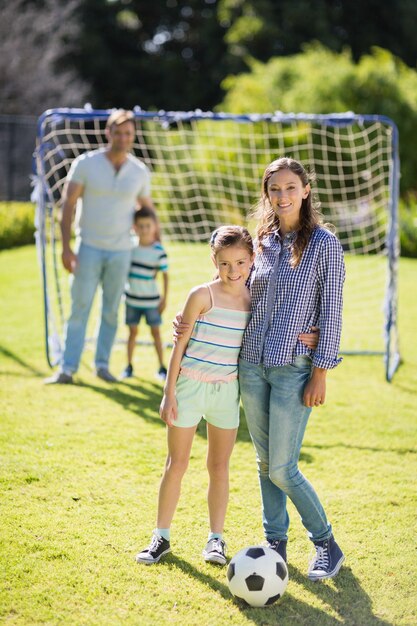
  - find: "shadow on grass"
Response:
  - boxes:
[304,442,416,456]
[74,375,253,441]
[78,377,164,426]
[160,555,393,626]
[288,563,394,626]
[0,344,44,376]
[392,379,417,395]
[76,375,314,463]
[75,376,314,468]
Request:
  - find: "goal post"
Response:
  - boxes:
[33,107,401,381]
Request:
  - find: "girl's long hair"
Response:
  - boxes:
[253,157,332,267]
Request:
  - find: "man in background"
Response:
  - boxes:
[45,109,154,384]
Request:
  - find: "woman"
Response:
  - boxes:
[238,157,345,580]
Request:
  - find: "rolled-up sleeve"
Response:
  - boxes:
[313,235,345,369]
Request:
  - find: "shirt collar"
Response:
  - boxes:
[273,229,297,245]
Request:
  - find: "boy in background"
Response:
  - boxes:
[121,207,168,380]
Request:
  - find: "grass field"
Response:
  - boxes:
[0,244,416,626]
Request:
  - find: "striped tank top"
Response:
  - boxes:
[179,284,251,383]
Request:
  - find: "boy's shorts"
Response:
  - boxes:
[174,375,240,430]
[125,304,162,327]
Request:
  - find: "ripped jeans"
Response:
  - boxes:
[239,356,332,543]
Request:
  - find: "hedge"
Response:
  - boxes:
[0,202,36,250]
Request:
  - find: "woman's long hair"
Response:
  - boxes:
[253,157,332,267]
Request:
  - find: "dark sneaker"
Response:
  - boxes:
[156,366,167,381]
[96,368,117,383]
[202,538,227,565]
[308,534,345,580]
[44,372,73,385]
[136,533,171,565]
[120,364,133,379]
[266,538,287,563]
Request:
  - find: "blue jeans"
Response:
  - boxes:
[239,356,332,543]
[62,243,131,374]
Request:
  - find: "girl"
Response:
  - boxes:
[238,157,346,580]
[136,225,254,565]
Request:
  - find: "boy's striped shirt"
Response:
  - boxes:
[125,242,168,308]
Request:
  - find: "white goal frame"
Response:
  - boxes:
[34,107,401,381]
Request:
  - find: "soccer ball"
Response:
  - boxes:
[226,546,288,607]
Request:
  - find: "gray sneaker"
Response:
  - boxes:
[96,368,117,383]
[202,538,227,565]
[44,372,73,385]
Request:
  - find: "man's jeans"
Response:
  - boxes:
[62,243,131,374]
[239,356,332,543]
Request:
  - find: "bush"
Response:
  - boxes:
[399,196,417,258]
[0,202,36,250]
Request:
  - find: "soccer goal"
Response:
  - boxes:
[33,107,401,381]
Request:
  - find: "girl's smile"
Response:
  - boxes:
[213,245,254,287]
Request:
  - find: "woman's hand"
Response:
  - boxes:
[303,367,327,408]
[173,312,190,343]
[159,393,177,427]
[298,326,319,349]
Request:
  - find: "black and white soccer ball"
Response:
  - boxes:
[226,545,289,607]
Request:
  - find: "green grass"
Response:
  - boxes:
[0,245,416,626]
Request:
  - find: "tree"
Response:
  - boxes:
[218,0,417,72]
[3,0,417,115]
[0,0,87,115]
[71,0,230,111]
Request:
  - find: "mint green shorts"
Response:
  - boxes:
[174,375,240,430]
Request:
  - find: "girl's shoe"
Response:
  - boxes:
[156,366,167,380]
[120,364,133,379]
[202,538,227,565]
[136,532,171,565]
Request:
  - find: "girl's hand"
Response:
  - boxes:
[298,326,319,349]
[158,298,166,314]
[173,312,190,343]
[303,367,326,408]
[159,393,177,427]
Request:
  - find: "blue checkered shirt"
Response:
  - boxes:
[240,227,345,370]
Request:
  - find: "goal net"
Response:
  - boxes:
[34,107,400,380]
